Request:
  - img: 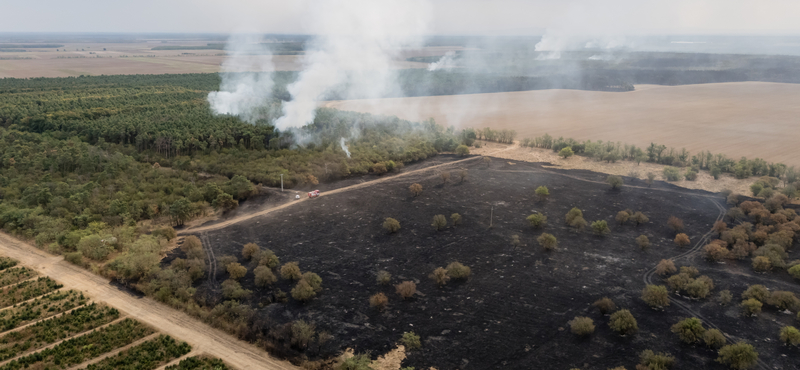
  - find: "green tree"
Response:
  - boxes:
[169,198,192,226]
[671,317,706,344]
[537,233,557,251]
[254,265,276,287]
[779,326,800,346]
[455,145,470,156]
[569,316,595,336]
[526,213,547,228]
[401,332,421,350]
[559,147,574,159]
[591,220,610,236]
[607,175,623,190]
[642,285,670,309]
[716,342,758,370]
[212,193,238,212]
[609,309,638,335]
[534,186,550,200]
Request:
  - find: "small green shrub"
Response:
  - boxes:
[607,175,623,190]
[609,309,638,335]
[704,329,727,348]
[431,214,447,231]
[716,342,758,370]
[642,285,670,309]
[401,331,421,350]
[591,220,610,236]
[383,218,401,233]
[569,316,595,336]
[446,262,471,280]
[526,213,547,228]
[671,317,706,344]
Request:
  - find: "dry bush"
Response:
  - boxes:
[726,193,740,206]
[527,213,547,228]
[741,298,763,316]
[646,172,656,186]
[712,221,728,237]
[632,212,649,226]
[227,262,247,280]
[642,285,670,309]
[537,233,557,251]
[685,277,713,299]
[637,350,675,370]
[383,218,401,233]
[655,259,676,276]
[593,297,616,315]
[616,211,630,225]
[376,270,392,285]
[609,309,638,335]
[667,273,692,292]
[430,267,450,287]
[674,233,690,247]
[703,329,727,348]
[291,279,316,302]
[741,284,769,302]
[302,272,323,292]
[254,265,276,287]
[569,316,595,336]
[446,262,471,280]
[431,214,447,231]
[369,293,388,311]
[440,171,450,184]
[257,249,280,269]
[779,326,800,346]
[752,256,772,272]
[242,243,260,260]
[450,213,462,226]
[636,235,650,250]
[732,240,756,260]
[667,216,684,232]
[591,220,611,236]
[409,183,423,197]
[565,207,583,225]
[396,281,417,299]
[280,262,302,280]
[680,266,699,277]
[607,175,623,190]
[718,290,733,305]
[671,317,706,344]
[458,169,468,182]
[511,235,521,249]
[704,243,730,261]
[570,217,588,232]
[221,279,252,300]
[716,342,758,370]
[768,291,800,311]
[291,320,316,349]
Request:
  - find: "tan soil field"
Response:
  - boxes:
[326,82,800,167]
[0,42,433,78]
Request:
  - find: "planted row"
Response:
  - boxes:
[83,334,191,370]
[0,267,36,288]
[0,303,119,361]
[0,258,16,271]
[0,289,88,332]
[0,277,61,309]
[165,356,229,370]
[0,318,153,370]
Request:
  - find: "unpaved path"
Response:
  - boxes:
[0,233,299,370]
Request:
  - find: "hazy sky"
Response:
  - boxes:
[2,0,799,35]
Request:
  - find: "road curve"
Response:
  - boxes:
[0,232,299,370]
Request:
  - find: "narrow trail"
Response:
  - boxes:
[0,232,300,370]
[181,145,516,235]
[200,232,218,285]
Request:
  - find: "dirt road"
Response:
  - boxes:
[0,232,299,370]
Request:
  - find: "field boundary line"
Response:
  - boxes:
[64,332,161,370]
[0,287,65,312]
[153,350,199,370]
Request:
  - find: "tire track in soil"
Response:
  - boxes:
[642,198,770,370]
[200,232,217,286]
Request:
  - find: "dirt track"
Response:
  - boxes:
[0,232,299,370]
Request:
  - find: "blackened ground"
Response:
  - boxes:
[190,158,799,370]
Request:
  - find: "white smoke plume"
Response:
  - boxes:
[274,0,432,130]
[427,50,457,71]
[207,34,274,123]
[339,137,351,158]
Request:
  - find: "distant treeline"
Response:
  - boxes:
[0,44,63,48]
[151,42,305,55]
[151,44,225,51]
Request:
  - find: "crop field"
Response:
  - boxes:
[327,81,800,168]
[0,256,229,370]
[187,156,799,369]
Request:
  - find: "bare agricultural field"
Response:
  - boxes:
[326,81,800,167]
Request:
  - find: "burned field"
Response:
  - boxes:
[187,157,799,370]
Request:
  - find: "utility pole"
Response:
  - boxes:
[280,174,284,192]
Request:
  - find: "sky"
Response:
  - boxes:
[1,0,799,35]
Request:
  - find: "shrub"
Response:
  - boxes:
[511,235,521,249]
[254,266,276,287]
[710,166,722,179]
[741,299,763,317]
[257,250,280,269]
[768,291,800,311]
[569,316,595,336]
[458,169,468,182]
[226,262,247,280]
[534,185,550,200]
[718,290,733,305]
[483,157,492,166]
[704,329,727,348]
[383,218,401,233]
[446,262,471,280]
[291,279,316,302]
[559,147,574,158]
[779,326,800,346]
[65,252,85,266]
[537,233,557,251]
[685,169,698,181]
[712,221,728,237]
[637,350,675,370]
[396,281,416,299]
[667,273,692,292]
[455,145,470,156]
[152,227,177,241]
[674,233,690,247]
[369,293,388,311]
[431,214,447,231]
[741,285,769,302]
[636,235,650,250]
[663,167,681,181]
[591,220,610,236]
[616,211,630,225]
[594,297,617,314]
[221,279,252,300]
[667,216,684,232]
[656,259,677,275]
[376,270,392,285]
[632,211,649,226]
[526,213,547,228]
[704,243,730,261]
[751,256,771,272]
[291,320,316,349]
[242,243,260,260]
[642,285,670,309]
[401,331,421,350]
[685,278,712,299]
[609,309,638,335]
[716,342,758,370]
[302,272,323,292]
[570,217,588,232]
[789,264,800,279]
[607,175,623,190]
[565,207,583,225]
[440,171,450,184]
[339,354,372,370]
[77,235,114,261]
[430,267,450,287]
[280,262,302,280]
[409,183,423,197]
[646,172,656,186]
[450,213,462,226]
[671,317,706,344]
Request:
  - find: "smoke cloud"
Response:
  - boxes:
[273,0,432,130]
[339,138,351,158]
[428,51,457,71]
[207,34,275,123]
